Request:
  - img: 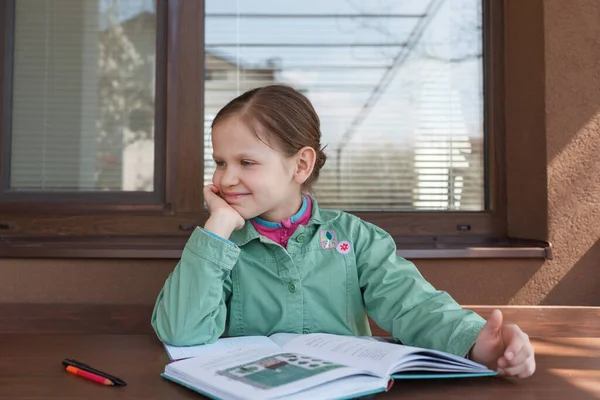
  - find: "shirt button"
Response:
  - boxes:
[288,282,297,293]
[296,234,306,242]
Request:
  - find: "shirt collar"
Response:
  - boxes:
[251,195,309,228]
[229,195,338,247]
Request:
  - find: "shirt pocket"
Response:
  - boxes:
[301,246,353,331]
[228,248,288,336]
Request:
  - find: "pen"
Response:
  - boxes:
[62,359,127,386]
[66,365,114,386]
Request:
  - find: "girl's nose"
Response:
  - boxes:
[219,166,239,187]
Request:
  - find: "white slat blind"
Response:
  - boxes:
[203,0,485,211]
[10,0,157,191]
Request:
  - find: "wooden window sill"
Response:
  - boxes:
[0,235,552,259]
[396,237,552,259]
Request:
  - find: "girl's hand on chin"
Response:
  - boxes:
[203,185,245,233]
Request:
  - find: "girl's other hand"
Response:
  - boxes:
[470,309,535,378]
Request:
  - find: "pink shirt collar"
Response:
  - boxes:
[250,195,312,247]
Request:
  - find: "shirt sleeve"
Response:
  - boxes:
[354,220,485,356]
[151,227,240,346]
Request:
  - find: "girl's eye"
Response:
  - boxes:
[241,160,254,167]
[215,161,226,167]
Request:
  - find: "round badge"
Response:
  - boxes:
[336,241,352,255]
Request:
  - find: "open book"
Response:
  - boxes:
[161,333,497,400]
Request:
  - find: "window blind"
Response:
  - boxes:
[203,0,484,211]
[9,0,157,191]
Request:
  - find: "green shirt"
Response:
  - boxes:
[151,199,485,356]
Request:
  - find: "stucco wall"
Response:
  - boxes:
[510,0,600,304]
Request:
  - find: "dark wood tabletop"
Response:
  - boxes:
[1,306,599,399]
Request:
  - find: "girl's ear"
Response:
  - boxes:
[293,146,316,185]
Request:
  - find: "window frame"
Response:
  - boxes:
[0,0,518,257]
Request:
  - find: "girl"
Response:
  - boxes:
[152,85,535,378]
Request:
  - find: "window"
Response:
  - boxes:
[204,0,505,237]
[0,0,507,256]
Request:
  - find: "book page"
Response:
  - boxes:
[388,350,493,374]
[164,336,279,361]
[165,347,373,400]
[281,333,421,377]
[268,333,379,348]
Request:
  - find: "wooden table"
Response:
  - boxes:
[1,307,599,399]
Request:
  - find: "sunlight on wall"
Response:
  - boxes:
[510,112,600,304]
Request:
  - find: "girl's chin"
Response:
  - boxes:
[229,205,255,220]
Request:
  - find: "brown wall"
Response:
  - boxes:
[0,0,598,306]
[524,0,600,305]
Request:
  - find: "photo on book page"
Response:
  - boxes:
[218,353,345,390]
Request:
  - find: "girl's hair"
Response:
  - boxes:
[211,84,327,191]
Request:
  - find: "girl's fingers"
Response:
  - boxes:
[504,342,533,368]
[498,355,536,378]
[204,184,219,194]
[498,326,531,368]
